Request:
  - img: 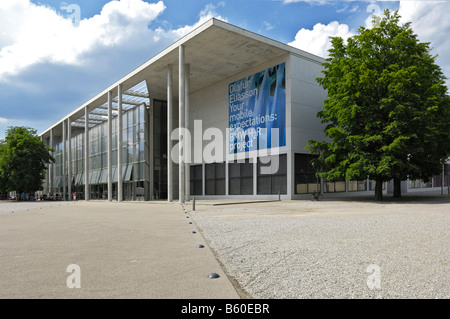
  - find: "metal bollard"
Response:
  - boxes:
[193,196,196,211]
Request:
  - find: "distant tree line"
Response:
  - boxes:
[0,126,54,199]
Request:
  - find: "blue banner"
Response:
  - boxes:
[228,63,286,154]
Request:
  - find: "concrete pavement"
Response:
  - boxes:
[0,201,240,299]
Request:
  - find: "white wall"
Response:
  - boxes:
[288,54,328,154]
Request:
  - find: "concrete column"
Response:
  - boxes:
[202,163,206,196]
[84,106,90,201]
[287,151,294,199]
[145,97,152,201]
[62,120,66,200]
[179,45,185,203]
[45,136,50,196]
[117,84,123,202]
[67,118,72,200]
[148,100,154,200]
[167,64,173,202]
[107,91,113,201]
[253,157,257,196]
[49,129,54,195]
[225,159,229,196]
[185,63,190,202]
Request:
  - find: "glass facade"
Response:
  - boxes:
[323,180,346,193]
[432,164,450,188]
[152,100,168,199]
[53,140,66,199]
[50,104,149,201]
[294,153,318,194]
[409,164,450,189]
[190,164,202,196]
[257,154,287,195]
[205,162,226,195]
[229,159,253,195]
[189,155,287,196]
[294,153,385,194]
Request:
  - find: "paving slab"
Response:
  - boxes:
[0,201,240,299]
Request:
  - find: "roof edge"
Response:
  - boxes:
[39,18,325,137]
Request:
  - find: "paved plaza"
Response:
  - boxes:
[1,192,449,299]
[0,200,239,299]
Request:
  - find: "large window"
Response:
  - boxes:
[294,153,318,194]
[205,163,225,195]
[257,154,287,195]
[445,164,450,187]
[347,180,367,192]
[190,164,203,196]
[153,100,167,199]
[324,180,346,193]
[411,164,450,189]
[368,180,385,191]
[229,159,253,195]
[408,179,432,189]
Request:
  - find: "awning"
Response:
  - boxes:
[99,168,108,184]
[124,164,133,182]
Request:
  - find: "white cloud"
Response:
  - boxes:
[398,0,450,83]
[0,0,166,79]
[0,0,230,82]
[349,5,359,13]
[0,118,8,140]
[336,5,348,13]
[288,21,354,58]
[263,21,275,31]
[164,2,227,39]
[283,0,330,4]
[287,0,450,84]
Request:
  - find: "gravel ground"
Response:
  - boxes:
[189,194,450,299]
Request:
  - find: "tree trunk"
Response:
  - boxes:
[393,178,402,199]
[375,177,383,201]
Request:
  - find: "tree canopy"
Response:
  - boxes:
[0,126,54,196]
[307,9,450,201]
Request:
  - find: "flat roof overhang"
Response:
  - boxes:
[40,18,325,140]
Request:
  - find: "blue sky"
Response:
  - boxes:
[0,0,449,139]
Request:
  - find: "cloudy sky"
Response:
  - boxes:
[0,0,449,139]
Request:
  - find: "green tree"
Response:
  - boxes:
[0,142,8,195]
[307,9,450,201]
[0,126,54,197]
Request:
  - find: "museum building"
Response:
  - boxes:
[39,18,450,202]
